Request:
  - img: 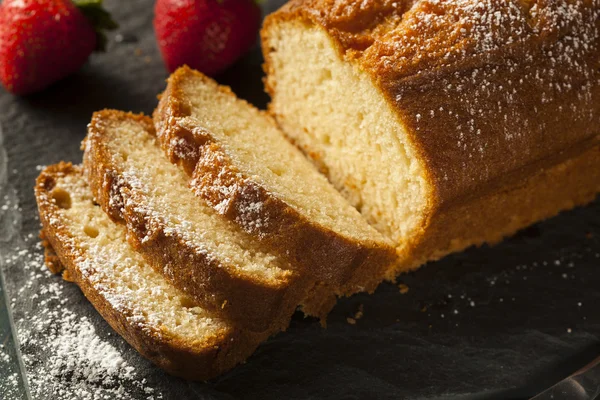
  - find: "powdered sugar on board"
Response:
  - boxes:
[0,196,162,398]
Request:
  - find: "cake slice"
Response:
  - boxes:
[154,66,397,295]
[82,111,327,332]
[35,163,267,380]
[262,0,600,276]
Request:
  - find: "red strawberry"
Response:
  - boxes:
[0,0,117,95]
[154,0,261,76]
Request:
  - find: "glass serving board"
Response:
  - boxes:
[0,263,30,400]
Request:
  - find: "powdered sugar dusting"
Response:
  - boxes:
[159,118,274,238]
[192,149,271,238]
[2,229,162,399]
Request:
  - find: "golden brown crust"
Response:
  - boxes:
[154,66,397,296]
[262,0,600,272]
[34,163,267,381]
[82,110,311,333]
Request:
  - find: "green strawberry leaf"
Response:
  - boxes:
[72,0,119,52]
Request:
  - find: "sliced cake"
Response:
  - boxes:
[35,163,268,380]
[154,66,397,295]
[82,111,331,332]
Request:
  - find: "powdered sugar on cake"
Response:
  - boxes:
[191,145,272,238]
[359,0,599,195]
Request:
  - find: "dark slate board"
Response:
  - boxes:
[0,1,599,399]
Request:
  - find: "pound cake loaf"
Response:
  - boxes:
[83,110,327,332]
[35,163,267,380]
[154,66,397,296]
[262,0,600,276]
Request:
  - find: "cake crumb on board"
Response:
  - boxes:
[347,304,364,325]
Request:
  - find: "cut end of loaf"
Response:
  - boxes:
[263,19,432,260]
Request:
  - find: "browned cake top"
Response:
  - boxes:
[269,0,599,206]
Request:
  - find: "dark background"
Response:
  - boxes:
[0,0,599,398]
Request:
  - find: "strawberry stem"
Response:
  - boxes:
[72,0,118,51]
